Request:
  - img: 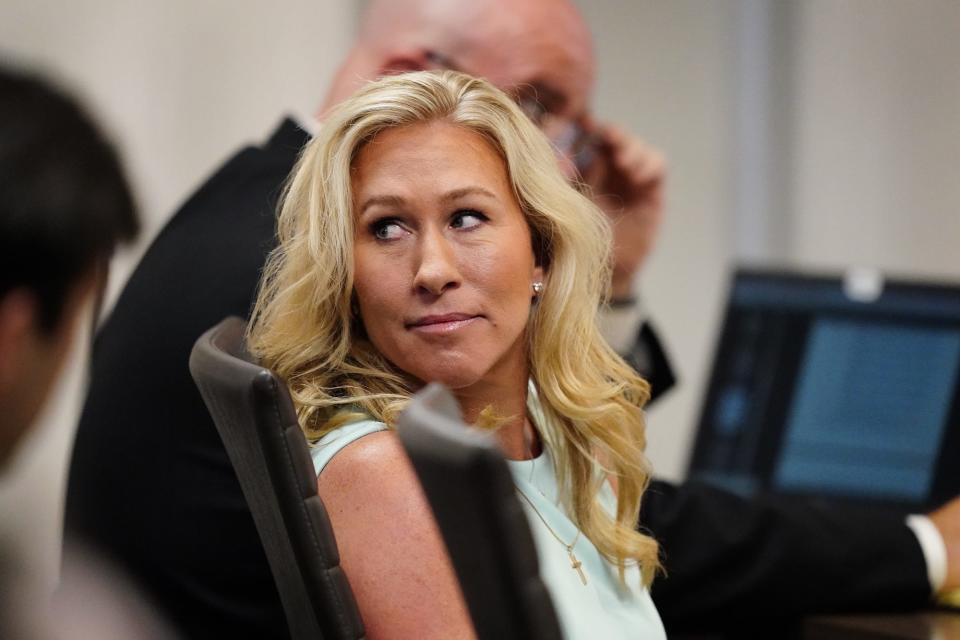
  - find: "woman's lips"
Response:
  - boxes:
[407,313,480,334]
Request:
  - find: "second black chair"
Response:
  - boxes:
[397,383,563,640]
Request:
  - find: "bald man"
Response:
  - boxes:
[66,1,958,637]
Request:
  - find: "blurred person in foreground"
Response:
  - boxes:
[0,65,173,639]
[66,0,960,637]
[249,69,665,639]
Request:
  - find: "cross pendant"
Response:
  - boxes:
[568,549,588,585]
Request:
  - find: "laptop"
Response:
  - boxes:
[687,268,960,511]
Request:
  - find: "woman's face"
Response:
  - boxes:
[351,120,543,394]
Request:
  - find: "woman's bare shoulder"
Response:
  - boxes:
[316,429,476,639]
[318,429,409,489]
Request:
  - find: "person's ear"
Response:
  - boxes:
[0,290,37,392]
[378,49,433,76]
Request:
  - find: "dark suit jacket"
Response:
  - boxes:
[66,119,931,639]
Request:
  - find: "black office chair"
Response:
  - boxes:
[397,383,563,640]
[189,316,365,640]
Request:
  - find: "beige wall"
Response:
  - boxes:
[577,0,739,480]
[790,0,960,279]
[0,0,357,593]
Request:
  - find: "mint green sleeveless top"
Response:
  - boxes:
[310,395,666,640]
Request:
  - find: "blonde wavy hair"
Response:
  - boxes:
[248,70,660,585]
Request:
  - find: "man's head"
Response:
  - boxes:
[0,66,139,466]
[324,0,595,131]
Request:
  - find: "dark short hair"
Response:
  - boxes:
[0,66,139,332]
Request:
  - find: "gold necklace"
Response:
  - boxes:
[515,485,588,586]
[518,414,588,585]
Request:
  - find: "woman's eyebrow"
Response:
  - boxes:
[359,194,406,215]
[442,186,498,202]
[359,187,498,216]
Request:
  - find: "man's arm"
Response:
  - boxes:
[598,301,676,403]
[584,123,677,402]
[929,496,960,599]
[582,121,665,300]
[642,479,933,633]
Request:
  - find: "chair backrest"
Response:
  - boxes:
[397,384,563,640]
[188,316,365,640]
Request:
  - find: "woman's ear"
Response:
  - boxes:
[0,290,36,391]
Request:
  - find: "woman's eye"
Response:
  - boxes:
[450,210,486,230]
[372,220,403,240]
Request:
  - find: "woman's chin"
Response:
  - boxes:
[411,365,484,391]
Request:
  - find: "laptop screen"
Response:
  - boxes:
[687,269,960,509]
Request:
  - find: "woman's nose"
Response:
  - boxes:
[412,228,461,297]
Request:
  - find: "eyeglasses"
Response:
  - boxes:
[425,51,597,175]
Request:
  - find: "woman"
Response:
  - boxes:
[248,70,664,639]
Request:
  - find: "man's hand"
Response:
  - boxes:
[929,495,960,592]
[582,122,666,299]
